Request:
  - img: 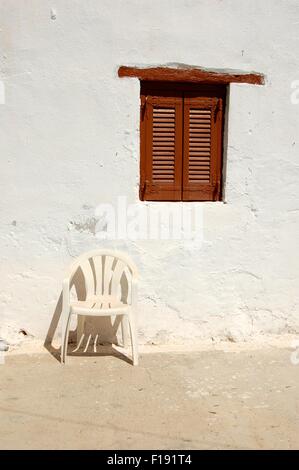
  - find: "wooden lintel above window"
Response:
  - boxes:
[118,65,265,86]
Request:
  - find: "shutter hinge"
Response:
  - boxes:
[214,100,222,122]
[140,180,148,199]
[141,96,148,119]
[213,180,221,200]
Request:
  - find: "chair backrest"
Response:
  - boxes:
[67,249,138,301]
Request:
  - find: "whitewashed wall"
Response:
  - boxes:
[1,0,299,345]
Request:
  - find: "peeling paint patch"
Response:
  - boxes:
[69,217,98,235]
[0,339,9,352]
[50,8,56,20]
[19,329,28,336]
[82,204,93,210]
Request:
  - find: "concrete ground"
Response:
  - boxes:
[0,344,299,449]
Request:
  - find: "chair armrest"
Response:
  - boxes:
[62,277,70,313]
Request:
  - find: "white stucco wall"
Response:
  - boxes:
[1,0,299,345]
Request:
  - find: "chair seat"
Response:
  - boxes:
[70,296,129,316]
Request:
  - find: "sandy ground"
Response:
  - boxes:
[0,339,299,449]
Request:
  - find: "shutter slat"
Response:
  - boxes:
[152,153,175,157]
[153,132,175,137]
[153,123,175,128]
[189,152,211,156]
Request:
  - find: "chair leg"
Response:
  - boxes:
[121,315,129,349]
[77,315,85,346]
[128,312,138,366]
[61,311,72,364]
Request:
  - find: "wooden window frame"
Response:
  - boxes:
[140,81,226,202]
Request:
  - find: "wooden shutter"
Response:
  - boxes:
[182,94,223,201]
[140,94,183,201]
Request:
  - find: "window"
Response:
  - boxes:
[140,82,226,201]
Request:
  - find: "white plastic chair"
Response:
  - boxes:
[61,249,138,365]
